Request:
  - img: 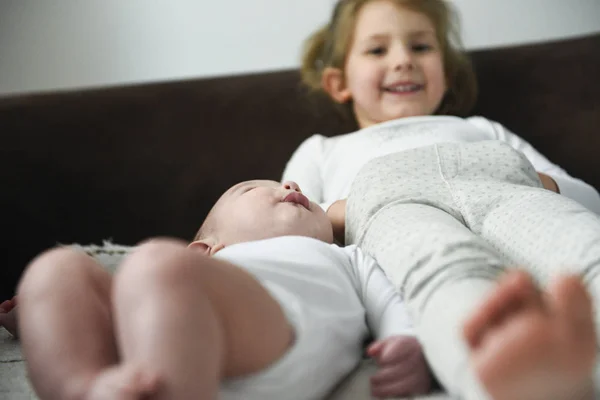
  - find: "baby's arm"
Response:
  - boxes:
[351,248,433,397]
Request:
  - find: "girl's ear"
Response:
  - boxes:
[322,67,352,103]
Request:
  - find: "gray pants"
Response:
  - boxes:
[346,141,600,399]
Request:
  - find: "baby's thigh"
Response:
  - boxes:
[114,240,296,377]
[220,312,359,400]
[18,247,112,299]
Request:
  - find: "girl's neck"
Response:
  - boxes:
[357,114,459,131]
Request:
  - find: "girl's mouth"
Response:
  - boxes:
[383,83,424,94]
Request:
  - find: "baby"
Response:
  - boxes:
[1,180,432,400]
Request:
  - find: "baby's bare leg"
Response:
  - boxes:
[17,248,117,400]
[88,239,293,400]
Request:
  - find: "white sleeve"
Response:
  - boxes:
[468,116,600,214]
[350,247,414,339]
[282,134,329,211]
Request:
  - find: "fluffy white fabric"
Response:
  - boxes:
[65,240,133,274]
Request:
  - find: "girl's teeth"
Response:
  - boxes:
[388,84,420,92]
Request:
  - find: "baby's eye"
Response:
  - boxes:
[367,46,386,56]
[412,43,432,52]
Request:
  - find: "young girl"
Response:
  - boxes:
[283,0,600,399]
[284,0,600,217]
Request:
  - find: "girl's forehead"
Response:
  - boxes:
[353,1,435,37]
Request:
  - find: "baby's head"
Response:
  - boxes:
[302,0,477,128]
[190,180,333,255]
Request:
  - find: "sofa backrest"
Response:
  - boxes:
[0,33,598,297]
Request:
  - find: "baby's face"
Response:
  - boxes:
[210,180,333,245]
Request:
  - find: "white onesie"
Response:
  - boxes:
[215,235,413,400]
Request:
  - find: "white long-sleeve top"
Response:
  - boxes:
[283,116,600,214]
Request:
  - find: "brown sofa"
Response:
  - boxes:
[0,34,599,299]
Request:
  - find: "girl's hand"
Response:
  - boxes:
[0,296,18,338]
[537,172,559,193]
[326,199,347,245]
[367,335,431,398]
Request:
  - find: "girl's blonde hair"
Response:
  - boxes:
[301,0,477,117]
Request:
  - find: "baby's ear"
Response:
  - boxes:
[322,67,352,103]
[188,239,224,256]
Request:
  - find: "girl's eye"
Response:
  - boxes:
[412,44,432,52]
[367,46,386,56]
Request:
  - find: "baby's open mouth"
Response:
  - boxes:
[282,192,310,210]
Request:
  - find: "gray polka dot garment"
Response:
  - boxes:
[346,141,600,399]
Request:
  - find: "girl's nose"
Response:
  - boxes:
[392,47,415,71]
[282,181,302,193]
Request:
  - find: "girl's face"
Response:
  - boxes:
[343,0,447,128]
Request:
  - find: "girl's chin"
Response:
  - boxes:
[383,109,428,120]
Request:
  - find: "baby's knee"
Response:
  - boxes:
[122,238,191,273]
[116,238,206,292]
[18,247,97,296]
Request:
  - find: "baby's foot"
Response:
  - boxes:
[463,270,596,400]
[86,365,161,400]
[0,297,18,338]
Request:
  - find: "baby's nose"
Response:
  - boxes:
[282,181,302,193]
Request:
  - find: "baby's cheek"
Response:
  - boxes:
[231,209,266,234]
